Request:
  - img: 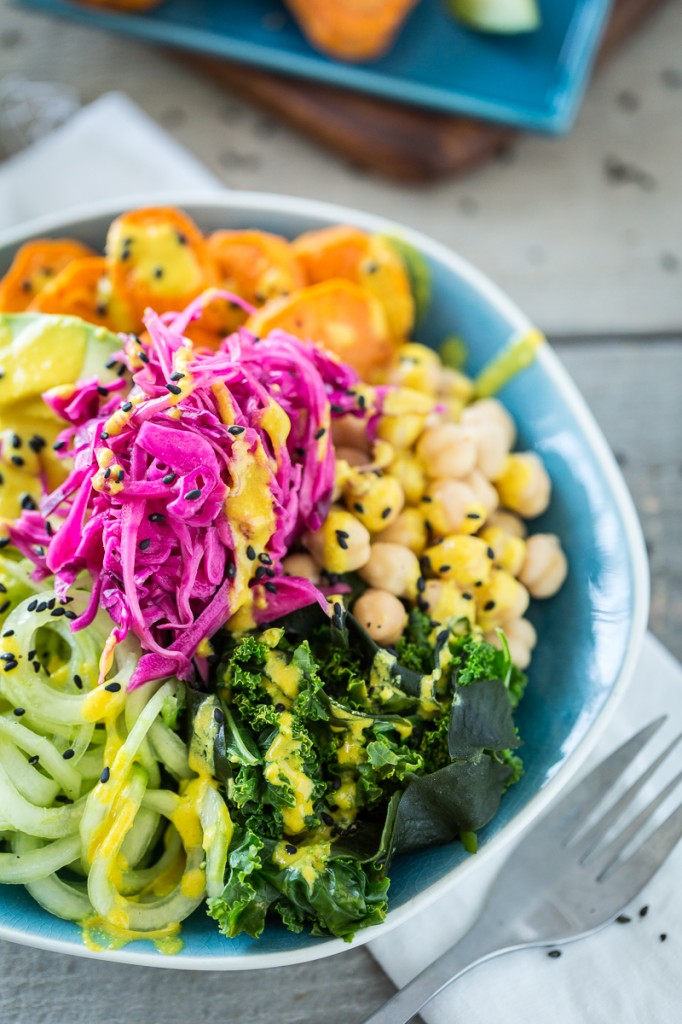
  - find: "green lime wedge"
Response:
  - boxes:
[447,0,541,33]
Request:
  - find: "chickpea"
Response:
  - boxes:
[390,451,426,505]
[416,423,478,480]
[437,367,475,404]
[470,420,510,481]
[486,509,527,538]
[479,525,527,577]
[462,469,499,515]
[353,589,408,646]
[358,542,421,600]
[304,508,371,574]
[423,535,492,588]
[332,414,371,453]
[376,386,435,449]
[485,618,537,670]
[388,343,441,395]
[335,446,370,467]
[342,471,405,533]
[519,534,568,598]
[374,508,428,554]
[461,398,516,449]
[495,452,551,519]
[420,479,487,537]
[282,553,321,583]
[421,580,475,626]
[475,569,529,630]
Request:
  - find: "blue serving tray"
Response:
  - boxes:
[15,0,612,133]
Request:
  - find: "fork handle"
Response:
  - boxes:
[362,915,524,1024]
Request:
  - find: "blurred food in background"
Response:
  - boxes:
[74,0,541,62]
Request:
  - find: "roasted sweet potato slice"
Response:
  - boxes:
[285,0,420,61]
[29,257,134,332]
[106,206,215,322]
[293,226,414,338]
[246,279,396,378]
[0,239,94,312]
[200,229,306,336]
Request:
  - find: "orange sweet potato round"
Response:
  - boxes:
[29,257,133,332]
[246,279,397,378]
[0,239,94,312]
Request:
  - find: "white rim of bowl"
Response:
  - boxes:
[0,191,650,969]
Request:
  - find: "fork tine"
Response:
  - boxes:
[594,770,682,880]
[598,801,682,903]
[577,732,682,862]
[537,717,667,843]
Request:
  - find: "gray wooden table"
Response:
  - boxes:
[0,2,680,1021]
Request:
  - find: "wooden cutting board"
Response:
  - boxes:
[182,0,667,182]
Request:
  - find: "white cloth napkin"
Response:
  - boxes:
[0,93,679,1021]
[368,632,682,1024]
[0,91,221,231]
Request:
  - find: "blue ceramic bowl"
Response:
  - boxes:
[0,193,648,968]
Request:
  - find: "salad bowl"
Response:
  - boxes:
[0,192,648,968]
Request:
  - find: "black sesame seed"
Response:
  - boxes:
[484,600,496,611]
[138,353,150,365]
[228,425,245,435]
[32,661,40,673]
[660,933,667,942]
[117,470,124,483]
[330,404,345,414]
[321,812,334,826]
[417,577,426,593]
[265,581,278,594]
[547,949,562,959]
[2,629,13,637]
[28,755,39,766]
[13,707,25,716]
[45,521,53,537]
[62,749,75,760]
[148,513,165,522]
[353,503,365,514]
[185,489,202,501]
[28,435,46,454]
[3,660,18,672]
[97,386,109,397]
[255,566,268,580]
[139,538,151,551]
[105,359,118,370]
[462,592,473,601]
[246,545,256,561]
[0,538,9,549]
[33,544,45,557]
[265,568,276,578]
[27,600,38,612]
[169,371,185,382]
[1,651,15,661]
[487,546,495,559]
[0,584,6,593]
[56,796,73,804]
[357,394,366,410]
[27,649,35,660]
[153,267,164,279]
[73,674,83,690]
[332,777,341,790]
[105,682,121,693]
[275,703,285,712]
[11,455,24,467]
[314,427,326,440]
[163,473,176,485]
[259,553,272,565]
[165,383,182,396]
[213,707,225,724]
[50,607,66,617]
[64,610,77,621]
[0,600,9,615]
[100,767,111,784]
[226,561,237,579]
[10,433,21,449]
[121,401,133,412]
[616,914,631,924]
[53,439,66,452]
[336,533,349,551]
[439,565,451,574]
[20,494,36,511]
[285,844,297,856]
[294,446,306,457]
[100,431,109,441]
[36,601,48,613]
[176,231,187,245]
[381,507,392,520]
[421,495,432,504]
[466,512,481,520]
[103,468,112,480]
[639,905,649,918]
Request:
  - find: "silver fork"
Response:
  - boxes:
[361,717,682,1024]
